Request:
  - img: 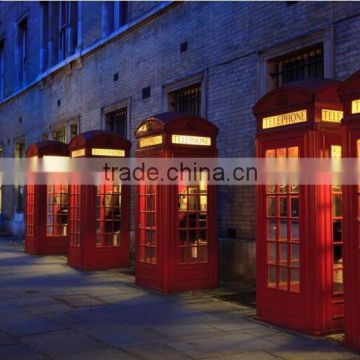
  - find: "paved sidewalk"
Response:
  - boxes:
[0,237,358,360]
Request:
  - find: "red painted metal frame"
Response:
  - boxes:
[253,80,344,335]
[134,112,218,293]
[67,130,131,270]
[25,140,70,255]
[339,70,360,350]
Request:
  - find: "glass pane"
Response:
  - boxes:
[276,148,286,158]
[146,213,155,227]
[200,196,207,211]
[290,244,300,267]
[189,230,197,243]
[199,213,207,228]
[199,229,207,243]
[332,195,342,217]
[333,221,342,242]
[333,269,343,293]
[279,267,288,290]
[188,196,198,211]
[179,247,197,264]
[267,197,276,217]
[198,246,208,263]
[179,213,187,228]
[268,266,277,288]
[288,146,299,158]
[267,220,276,240]
[291,220,299,241]
[189,214,197,228]
[268,242,276,264]
[291,198,299,217]
[279,220,287,241]
[279,198,287,216]
[265,149,275,158]
[179,230,187,244]
[279,243,288,264]
[333,245,343,265]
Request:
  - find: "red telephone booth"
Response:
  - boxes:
[67,130,131,270]
[339,70,360,350]
[25,140,70,255]
[253,79,344,335]
[134,112,218,292]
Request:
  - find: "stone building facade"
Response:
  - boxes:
[1,1,360,284]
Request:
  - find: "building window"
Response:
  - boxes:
[40,2,49,71]
[15,140,25,212]
[270,45,324,87]
[105,108,128,138]
[70,123,78,140]
[0,40,4,99]
[102,1,128,36]
[51,119,79,143]
[168,84,201,116]
[17,17,27,88]
[57,2,78,62]
[58,2,67,61]
[117,1,128,27]
[52,126,66,143]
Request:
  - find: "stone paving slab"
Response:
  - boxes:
[124,343,192,360]
[58,348,140,360]
[0,312,66,337]
[20,329,112,358]
[0,332,18,345]
[0,238,359,360]
[0,343,48,360]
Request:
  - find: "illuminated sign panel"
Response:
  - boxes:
[139,135,163,148]
[262,110,307,129]
[91,148,125,157]
[71,149,85,158]
[352,99,360,114]
[171,135,211,146]
[321,109,343,123]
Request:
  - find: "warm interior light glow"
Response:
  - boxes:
[43,156,70,172]
[139,135,163,148]
[91,148,125,157]
[262,110,307,129]
[71,149,85,158]
[171,135,211,146]
[321,109,343,123]
[352,99,360,114]
[331,145,342,158]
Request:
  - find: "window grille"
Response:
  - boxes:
[106,108,127,138]
[169,84,201,116]
[271,45,324,87]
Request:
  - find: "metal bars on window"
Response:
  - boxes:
[272,46,324,87]
[170,84,201,116]
[52,127,66,143]
[106,108,127,138]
